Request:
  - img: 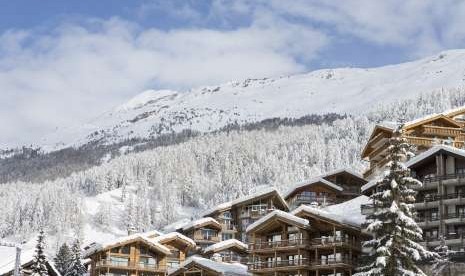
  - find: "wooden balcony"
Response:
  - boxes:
[95,260,166,272]
[404,136,464,148]
[309,258,355,270]
[247,258,309,272]
[309,237,361,251]
[193,233,220,243]
[422,125,462,137]
[249,239,309,252]
[367,142,389,161]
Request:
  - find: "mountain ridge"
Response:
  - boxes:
[18,49,465,151]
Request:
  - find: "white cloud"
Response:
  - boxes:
[0,16,327,147]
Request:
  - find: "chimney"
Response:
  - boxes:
[128,226,137,236]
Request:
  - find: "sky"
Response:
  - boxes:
[1,0,465,147]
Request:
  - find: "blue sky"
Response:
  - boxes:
[1,0,465,147]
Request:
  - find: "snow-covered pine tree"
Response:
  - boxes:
[431,236,453,276]
[68,239,86,276]
[31,229,49,276]
[355,127,437,276]
[53,243,72,276]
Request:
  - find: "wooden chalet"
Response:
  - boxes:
[202,239,248,264]
[202,187,289,243]
[284,169,367,210]
[362,107,465,178]
[247,205,364,276]
[84,232,193,276]
[177,218,222,252]
[168,256,247,276]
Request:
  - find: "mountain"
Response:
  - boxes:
[41,49,465,150]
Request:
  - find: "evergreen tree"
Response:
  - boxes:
[355,128,437,276]
[431,236,453,276]
[31,229,49,276]
[53,243,72,276]
[68,239,85,276]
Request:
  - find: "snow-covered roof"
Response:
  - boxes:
[151,232,196,248]
[246,210,309,233]
[83,233,171,258]
[179,217,221,231]
[0,248,35,275]
[283,177,343,199]
[322,195,370,226]
[291,198,366,229]
[143,229,164,238]
[322,168,365,181]
[203,239,247,254]
[406,145,465,168]
[202,186,288,217]
[361,179,379,193]
[170,256,247,276]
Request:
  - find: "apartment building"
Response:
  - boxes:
[202,239,248,264]
[362,145,465,251]
[246,203,365,276]
[202,187,289,243]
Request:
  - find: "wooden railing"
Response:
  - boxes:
[96,260,164,270]
[248,239,308,250]
[247,258,309,270]
[422,125,462,137]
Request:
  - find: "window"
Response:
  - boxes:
[109,256,129,266]
[201,229,217,240]
[121,245,130,254]
[222,233,233,241]
[138,257,156,269]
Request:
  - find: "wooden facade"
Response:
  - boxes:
[202,188,289,243]
[178,218,222,253]
[247,209,363,276]
[85,234,191,276]
[284,170,366,210]
[361,107,465,179]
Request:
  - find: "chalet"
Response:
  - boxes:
[246,197,367,276]
[202,187,289,243]
[361,107,465,178]
[177,218,222,252]
[284,169,367,210]
[168,256,247,276]
[84,232,193,276]
[202,239,248,264]
[0,252,60,276]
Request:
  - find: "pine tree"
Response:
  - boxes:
[355,127,437,276]
[31,229,49,276]
[68,239,85,276]
[431,236,453,276]
[53,243,72,276]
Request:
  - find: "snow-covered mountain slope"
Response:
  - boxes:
[42,49,465,149]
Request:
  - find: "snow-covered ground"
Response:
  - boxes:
[39,49,465,151]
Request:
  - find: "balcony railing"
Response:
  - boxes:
[221,255,248,264]
[310,237,361,248]
[421,125,462,137]
[421,173,465,183]
[310,257,355,267]
[249,239,308,250]
[95,260,164,270]
[247,258,309,270]
[293,195,337,206]
[444,213,465,220]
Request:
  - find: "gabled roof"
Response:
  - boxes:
[291,205,360,229]
[361,179,379,193]
[169,256,247,276]
[444,106,465,119]
[322,168,365,182]
[203,239,247,254]
[283,177,343,199]
[405,145,465,168]
[403,114,462,130]
[151,232,196,248]
[246,210,309,233]
[361,125,394,157]
[202,187,289,217]
[83,233,171,258]
[179,217,222,232]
